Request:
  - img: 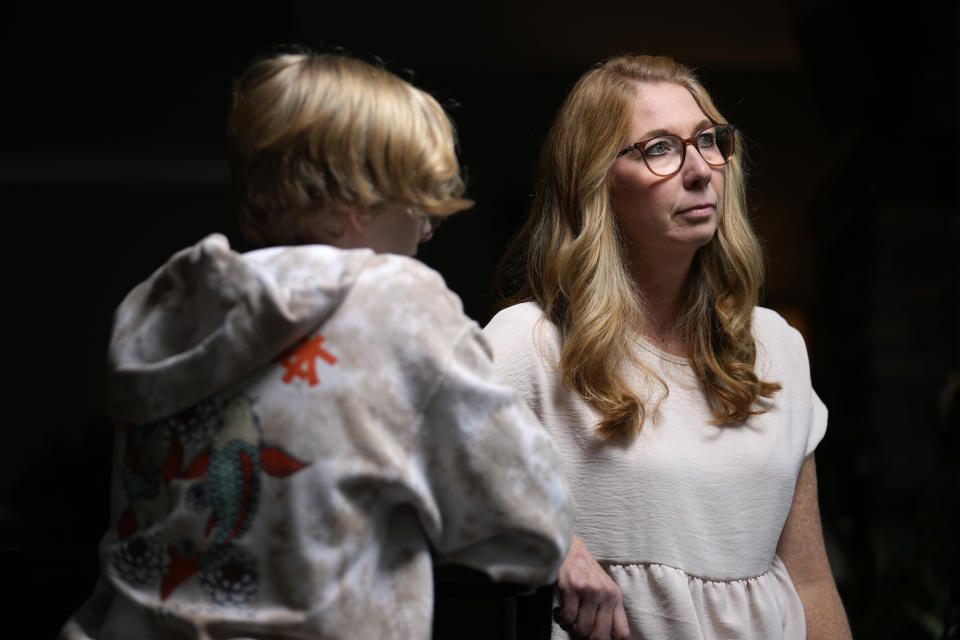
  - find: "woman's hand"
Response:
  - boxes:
[554,533,631,639]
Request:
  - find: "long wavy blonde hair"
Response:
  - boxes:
[501,54,781,440]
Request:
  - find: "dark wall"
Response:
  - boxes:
[2,1,956,636]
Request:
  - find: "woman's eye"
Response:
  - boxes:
[644,139,673,157]
[697,132,716,148]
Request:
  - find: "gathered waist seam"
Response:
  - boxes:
[598,560,772,584]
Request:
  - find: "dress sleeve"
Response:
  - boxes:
[806,385,828,457]
[481,303,560,424]
[785,322,828,457]
[415,324,573,585]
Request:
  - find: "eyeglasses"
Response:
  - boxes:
[615,124,736,177]
[420,214,443,234]
[409,208,444,237]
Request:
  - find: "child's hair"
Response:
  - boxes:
[227,50,473,248]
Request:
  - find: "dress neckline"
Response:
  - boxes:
[632,335,692,366]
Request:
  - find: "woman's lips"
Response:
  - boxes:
[676,204,715,218]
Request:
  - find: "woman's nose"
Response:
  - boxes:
[680,142,713,187]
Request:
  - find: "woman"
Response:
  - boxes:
[484,55,851,639]
[60,51,573,640]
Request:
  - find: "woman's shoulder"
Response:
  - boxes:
[751,306,812,375]
[752,306,804,346]
[483,302,561,371]
[486,301,545,329]
[752,308,827,453]
[485,302,560,346]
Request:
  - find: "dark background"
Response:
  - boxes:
[2,1,957,636]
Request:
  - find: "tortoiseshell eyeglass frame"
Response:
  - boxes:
[614,124,737,177]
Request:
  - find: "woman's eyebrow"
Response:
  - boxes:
[636,120,712,140]
[692,119,712,134]
[636,127,673,140]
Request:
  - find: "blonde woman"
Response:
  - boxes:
[60,51,572,640]
[484,55,851,639]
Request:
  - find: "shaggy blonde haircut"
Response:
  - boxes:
[503,54,780,440]
[228,51,473,248]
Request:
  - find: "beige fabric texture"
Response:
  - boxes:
[483,302,827,639]
[62,235,573,640]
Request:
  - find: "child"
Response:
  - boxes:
[61,51,572,640]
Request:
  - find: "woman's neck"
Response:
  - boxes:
[628,250,695,356]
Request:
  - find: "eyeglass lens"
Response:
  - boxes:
[643,126,734,176]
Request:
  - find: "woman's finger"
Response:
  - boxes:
[587,600,614,640]
[571,600,598,638]
[612,598,630,640]
[554,585,580,628]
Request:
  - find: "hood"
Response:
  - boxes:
[106,234,374,424]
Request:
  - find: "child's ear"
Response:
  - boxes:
[330,206,373,251]
[343,207,366,234]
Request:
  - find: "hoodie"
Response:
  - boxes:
[62,234,573,640]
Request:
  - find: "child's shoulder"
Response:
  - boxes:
[359,253,465,315]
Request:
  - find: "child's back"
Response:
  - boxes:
[60,50,572,640]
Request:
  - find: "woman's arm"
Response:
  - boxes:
[776,455,853,639]
[554,533,631,640]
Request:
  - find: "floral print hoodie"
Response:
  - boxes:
[61,234,572,640]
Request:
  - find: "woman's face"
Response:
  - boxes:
[609,82,724,267]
